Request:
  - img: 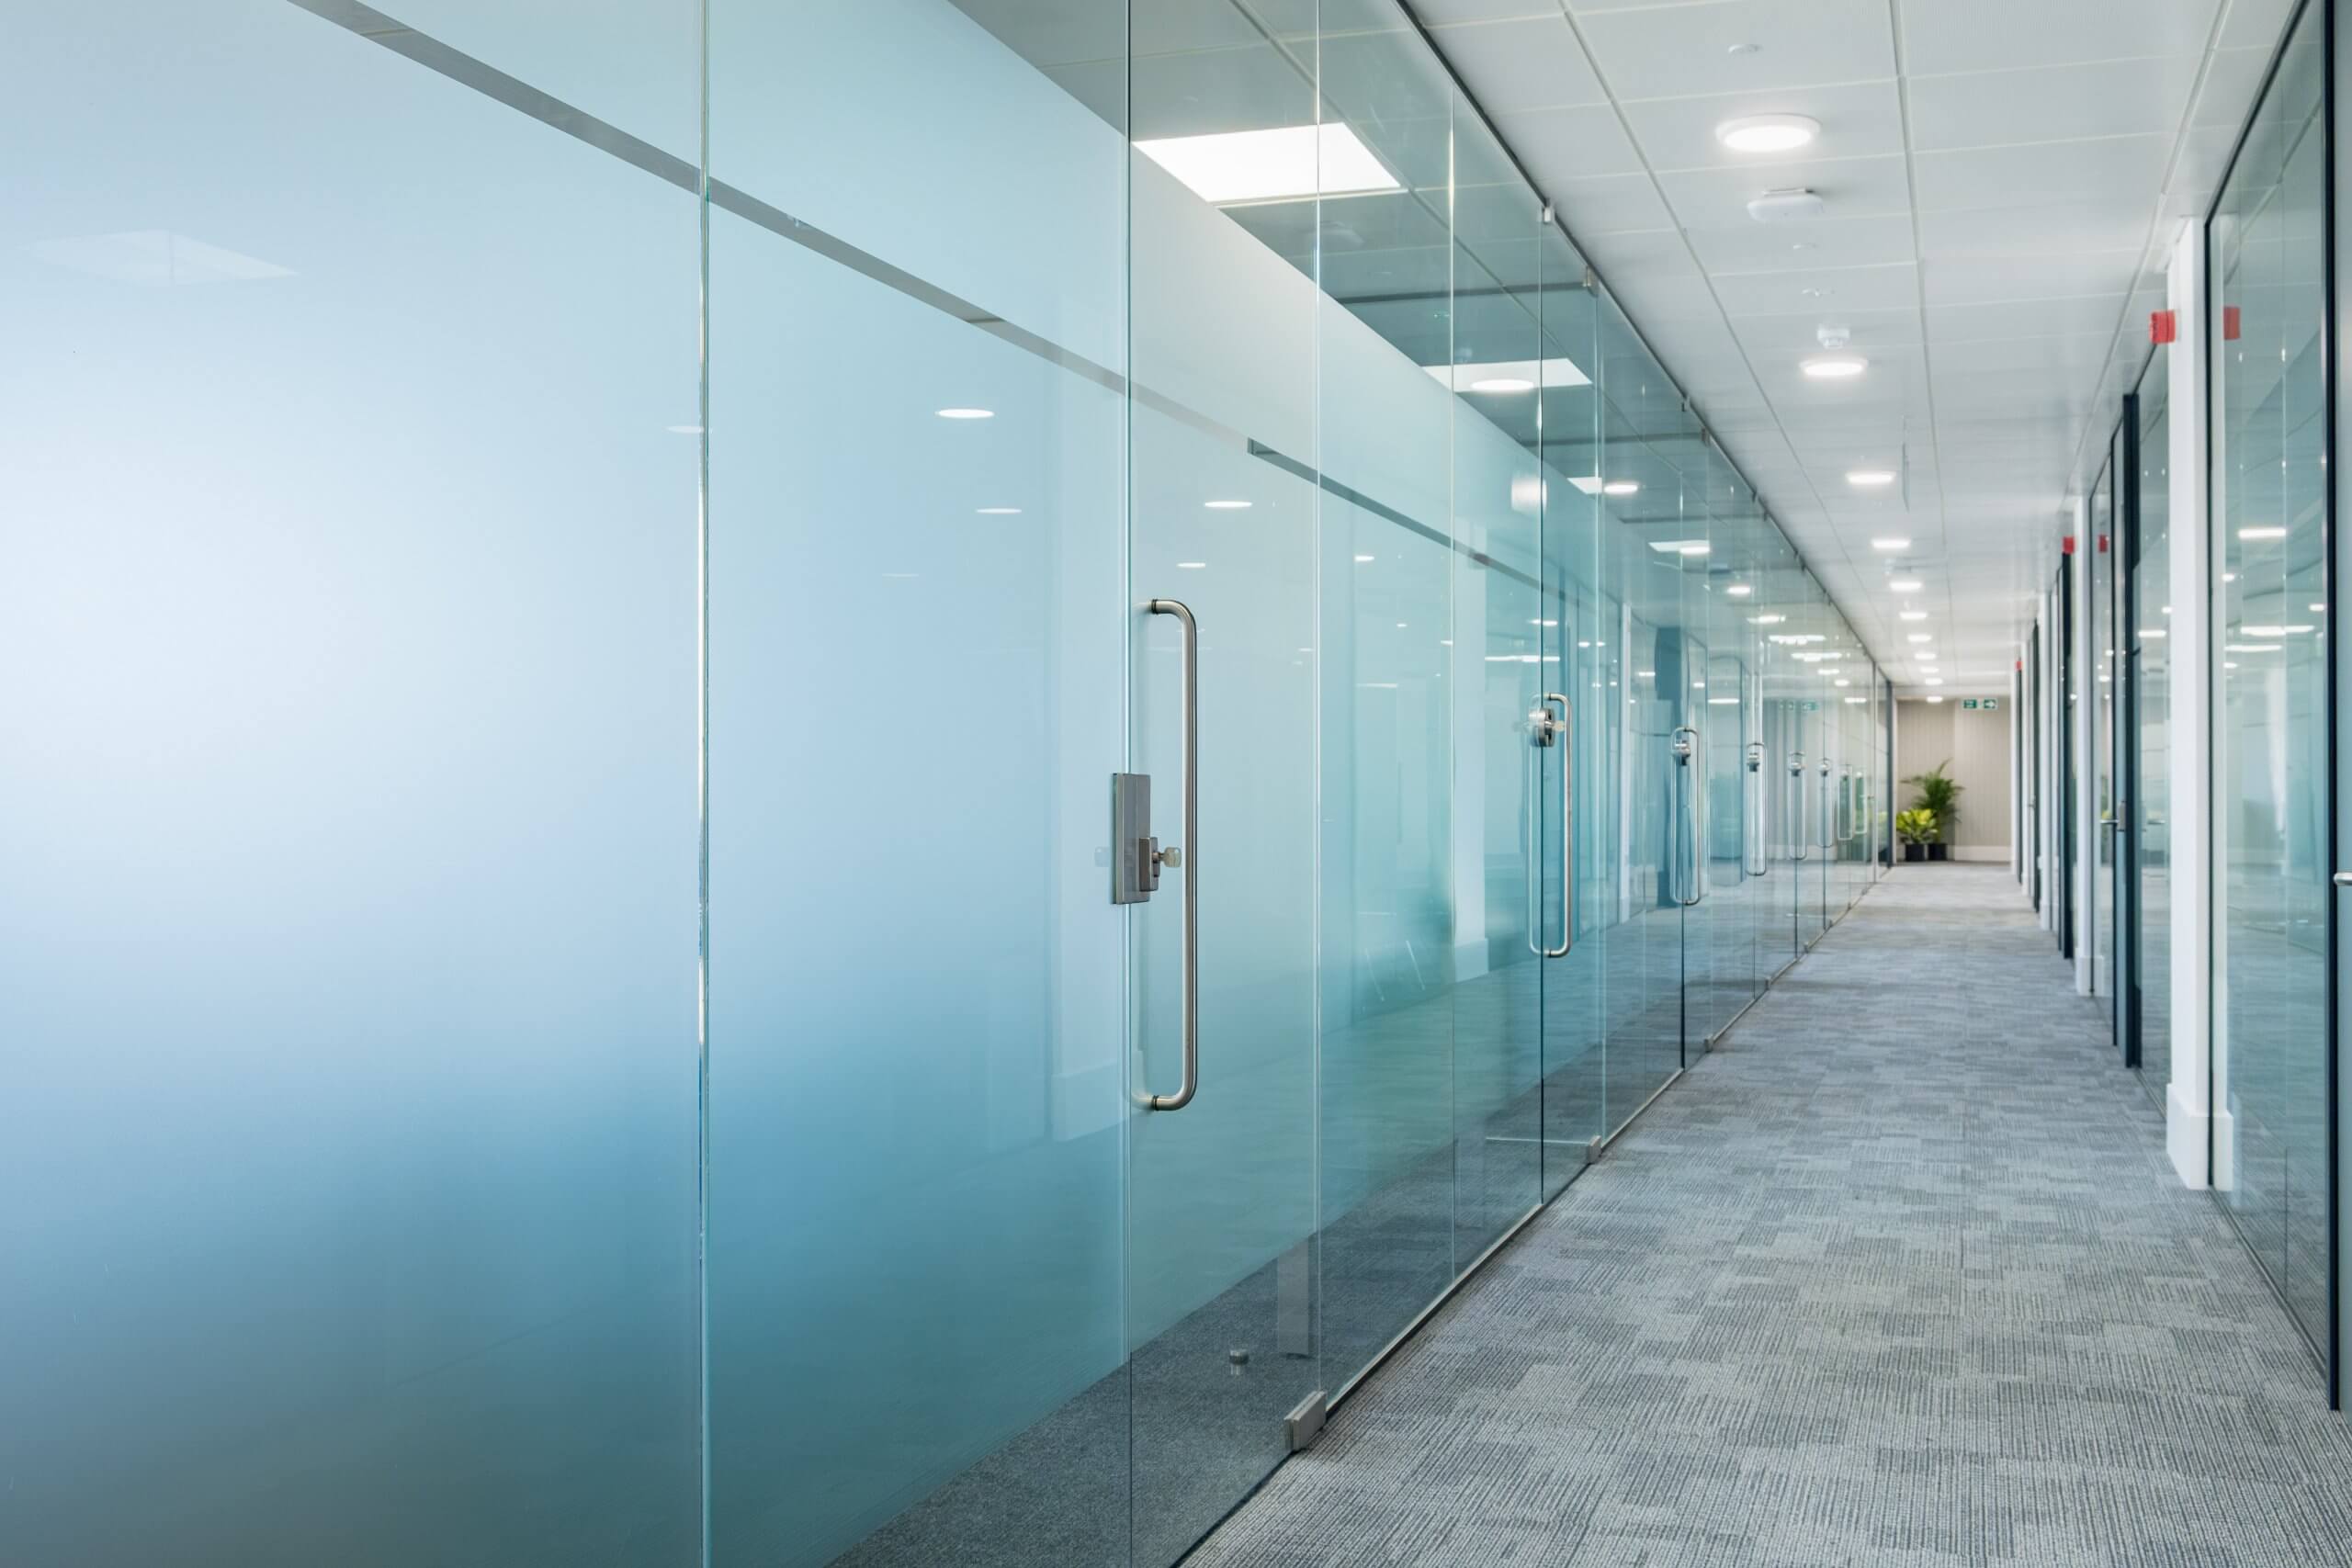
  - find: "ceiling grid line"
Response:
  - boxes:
[1402,0,2290,695]
[1884,0,1953,679]
[1539,0,1861,642]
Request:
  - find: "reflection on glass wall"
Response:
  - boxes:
[2133,358,2172,1100]
[2211,0,2328,1351]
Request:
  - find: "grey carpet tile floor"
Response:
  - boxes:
[1186,866,2352,1568]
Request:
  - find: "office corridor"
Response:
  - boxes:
[1192,866,2352,1567]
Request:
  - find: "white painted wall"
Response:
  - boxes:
[1895,698,2013,861]
[2165,218,2214,1190]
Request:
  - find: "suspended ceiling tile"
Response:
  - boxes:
[1424,17,1607,112]
[2192,44,2281,126]
[1715,261,1920,317]
[2219,0,2298,50]
[1907,57,2205,152]
[1925,293,2132,342]
[1492,104,1645,184]
[1898,0,2222,76]
[1928,331,2127,374]
[1409,0,1560,22]
[1688,213,1920,276]
[1575,0,1895,100]
[1916,201,2154,261]
[1922,249,2148,308]
[1550,172,1679,235]
[1914,135,2174,213]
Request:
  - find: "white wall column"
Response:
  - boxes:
[2165,217,2215,1189]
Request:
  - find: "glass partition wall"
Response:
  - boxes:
[2089,459,2119,1015]
[2210,0,2332,1360]
[2132,359,2173,1102]
[0,4,1893,1566]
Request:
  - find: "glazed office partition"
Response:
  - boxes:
[0,4,1900,1565]
[2210,0,2332,1359]
[0,5,707,1564]
[2132,356,2174,1101]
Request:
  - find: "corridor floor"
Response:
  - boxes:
[1187,866,2352,1567]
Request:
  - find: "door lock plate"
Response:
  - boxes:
[1112,773,1156,904]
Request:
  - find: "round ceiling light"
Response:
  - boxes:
[1715,114,1820,154]
[1801,354,1869,379]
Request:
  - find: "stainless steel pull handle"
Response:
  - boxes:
[2335,872,2352,887]
[1532,694,1572,956]
[1672,725,1703,908]
[1743,740,1767,877]
[1143,598,1198,1112]
[1790,751,1810,863]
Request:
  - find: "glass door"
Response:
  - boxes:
[1798,576,1832,948]
[1124,14,1323,1562]
[2057,551,2077,960]
[2211,0,2331,1355]
[2133,357,2173,1099]
[1696,479,1753,1046]
[2113,405,2141,1065]
[1596,293,1689,1123]
[1536,225,1607,1196]
[706,6,1136,1564]
[2089,459,2116,1010]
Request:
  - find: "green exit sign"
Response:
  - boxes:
[1962,698,1978,709]
[1961,697,2001,711]
[1800,700,1818,711]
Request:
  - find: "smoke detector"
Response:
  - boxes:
[1815,323,1852,351]
[1746,187,1824,224]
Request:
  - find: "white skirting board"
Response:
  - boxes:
[2167,1079,2213,1190]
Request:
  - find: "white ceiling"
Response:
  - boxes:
[1419,0,2298,692]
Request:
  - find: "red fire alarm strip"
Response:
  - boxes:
[2063,536,2076,555]
[2224,304,2242,341]
[2098,534,2110,553]
[2150,309,2177,344]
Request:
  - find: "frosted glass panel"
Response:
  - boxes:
[704,4,1131,1564]
[0,4,702,1563]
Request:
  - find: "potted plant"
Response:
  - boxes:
[1895,808,1937,862]
[1904,761,1962,862]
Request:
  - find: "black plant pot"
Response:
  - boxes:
[1903,842,1926,863]
[1928,843,1950,862]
